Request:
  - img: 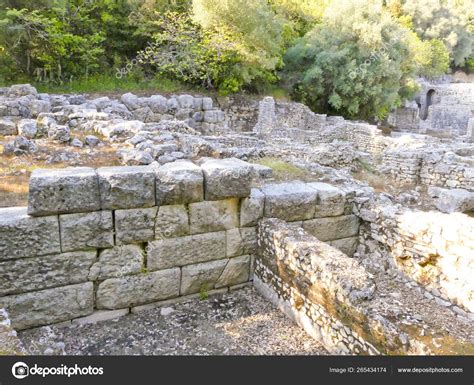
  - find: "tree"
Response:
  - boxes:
[284,0,417,120]
[401,0,473,67]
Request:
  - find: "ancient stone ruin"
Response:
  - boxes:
[0,83,472,355]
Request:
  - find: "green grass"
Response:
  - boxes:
[253,157,310,181]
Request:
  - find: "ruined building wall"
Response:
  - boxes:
[355,200,474,314]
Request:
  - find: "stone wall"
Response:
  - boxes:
[0,158,257,330]
[254,218,473,355]
[355,199,474,314]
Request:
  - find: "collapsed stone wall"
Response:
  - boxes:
[254,218,473,355]
[355,199,474,314]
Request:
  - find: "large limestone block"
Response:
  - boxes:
[189,198,239,234]
[96,268,180,309]
[240,188,264,227]
[215,255,251,288]
[89,245,143,281]
[0,117,17,135]
[0,251,96,296]
[328,236,358,257]
[262,182,318,221]
[60,211,114,252]
[226,227,257,257]
[155,205,189,239]
[148,231,226,270]
[435,188,474,213]
[0,207,60,260]
[0,282,94,330]
[97,166,155,209]
[155,160,203,205]
[115,207,157,244]
[303,215,360,242]
[308,182,346,217]
[28,167,100,216]
[180,260,227,295]
[201,158,253,200]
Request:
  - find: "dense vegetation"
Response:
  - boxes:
[0,0,472,120]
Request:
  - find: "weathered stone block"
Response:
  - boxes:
[435,188,474,213]
[148,231,226,270]
[60,211,114,252]
[97,166,155,209]
[189,198,239,234]
[226,227,257,257]
[202,97,213,110]
[240,188,264,227]
[180,260,227,295]
[308,182,346,217]
[0,282,93,330]
[96,268,180,309]
[262,182,318,221]
[303,215,360,242]
[115,207,157,244]
[155,160,203,205]
[28,167,100,216]
[0,251,96,296]
[17,119,37,139]
[155,205,189,238]
[89,245,143,281]
[72,309,129,325]
[0,207,60,260]
[215,255,251,288]
[201,158,253,200]
[328,236,358,257]
[0,117,17,135]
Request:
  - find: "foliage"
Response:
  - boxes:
[284,0,415,120]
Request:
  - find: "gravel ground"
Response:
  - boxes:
[19,287,328,355]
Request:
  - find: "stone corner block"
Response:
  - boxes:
[97,165,155,210]
[261,182,317,221]
[28,167,100,216]
[240,188,264,227]
[155,160,203,205]
[201,158,253,200]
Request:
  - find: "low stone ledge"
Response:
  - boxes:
[147,231,226,270]
[28,167,100,216]
[97,165,156,209]
[72,309,130,325]
[0,207,61,260]
[59,211,114,252]
[0,282,94,330]
[0,251,96,296]
[96,268,180,310]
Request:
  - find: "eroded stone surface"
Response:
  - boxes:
[115,207,157,244]
[155,205,189,238]
[89,245,143,281]
[189,198,239,234]
[303,215,360,242]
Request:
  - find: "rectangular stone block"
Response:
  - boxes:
[96,268,180,309]
[262,182,317,221]
[115,207,157,244]
[328,236,358,257]
[0,251,96,296]
[180,259,228,295]
[215,255,251,288]
[155,160,203,205]
[148,231,226,270]
[72,309,129,325]
[88,245,144,281]
[28,167,100,216]
[303,215,360,242]
[60,211,114,252]
[97,165,155,209]
[0,282,94,330]
[201,158,253,200]
[155,205,189,239]
[308,182,346,217]
[189,198,239,234]
[226,227,257,257]
[0,207,60,260]
[240,188,264,227]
